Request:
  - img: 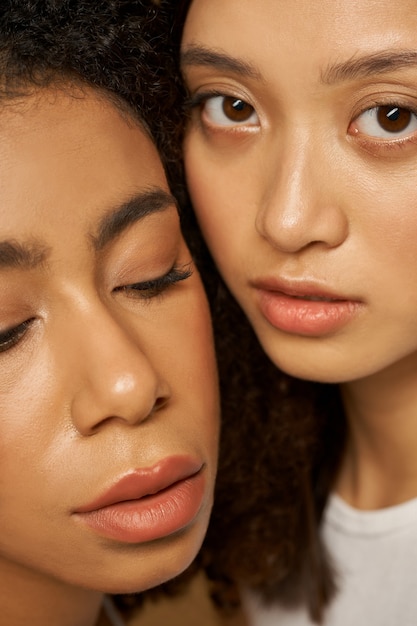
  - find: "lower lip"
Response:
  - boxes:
[74,471,206,543]
[257,290,362,336]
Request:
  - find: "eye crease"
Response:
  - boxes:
[114,264,193,300]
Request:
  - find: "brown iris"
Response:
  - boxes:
[377,106,411,133]
[222,97,254,122]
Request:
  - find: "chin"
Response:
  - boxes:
[94,526,207,595]
[263,343,365,385]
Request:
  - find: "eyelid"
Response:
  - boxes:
[186,89,224,108]
[114,263,193,300]
[0,318,34,354]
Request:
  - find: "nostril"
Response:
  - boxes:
[153,395,169,413]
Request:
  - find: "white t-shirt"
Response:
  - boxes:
[242,494,417,625]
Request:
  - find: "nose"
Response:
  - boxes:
[69,307,169,436]
[255,136,349,253]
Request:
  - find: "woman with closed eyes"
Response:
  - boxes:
[0,2,220,625]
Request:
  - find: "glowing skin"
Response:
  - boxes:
[0,88,219,625]
[182,0,417,509]
[182,0,417,383]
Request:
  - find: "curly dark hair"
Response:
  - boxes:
[0,0,185,190]
[153,0,349,622]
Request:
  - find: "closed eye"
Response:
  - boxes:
[114,264,193,300]
[0,318,34,353]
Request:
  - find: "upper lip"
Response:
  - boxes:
[251,276,358,302]
[74,455,203,513]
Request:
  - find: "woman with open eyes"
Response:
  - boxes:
[0,2,220,625]
[159,0,417,624]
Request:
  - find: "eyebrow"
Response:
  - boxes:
[0,239,50,269]
[92,188,177,250]
[0,189,176,270]
[321,50,417,85]
[182,45,417,89]
[181,45,263,81]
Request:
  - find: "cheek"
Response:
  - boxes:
[184,134,261,249]
[358,181,417,277]
[167,289,219,438]
[142,280,218,415]
[0,354,57,451]
[167,289,217,392]
[0,408,62,556]
[380,211,417,262]
[185,139,228,227]
[186,160,245,266]
[0,344,68,508]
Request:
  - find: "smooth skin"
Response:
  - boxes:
[0,87,219,626]
[181,0,417,510]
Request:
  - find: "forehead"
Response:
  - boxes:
[0,86,142,158]
[0,88,165,234]
[184,0,417,74]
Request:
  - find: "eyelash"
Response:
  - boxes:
[0,318,35,354]
[187,90,222,109]
[114,264,193,300]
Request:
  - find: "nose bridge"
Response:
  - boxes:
[67,300,166,435]
[256,125,348,252]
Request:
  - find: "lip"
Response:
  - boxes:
[252,277,364,336]
[73,455,207,543]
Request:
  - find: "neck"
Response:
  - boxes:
[336,356,417,510]
[0,559,103,626]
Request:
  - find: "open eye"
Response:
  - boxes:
[201,95,259,128]
[351,105,417,140]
